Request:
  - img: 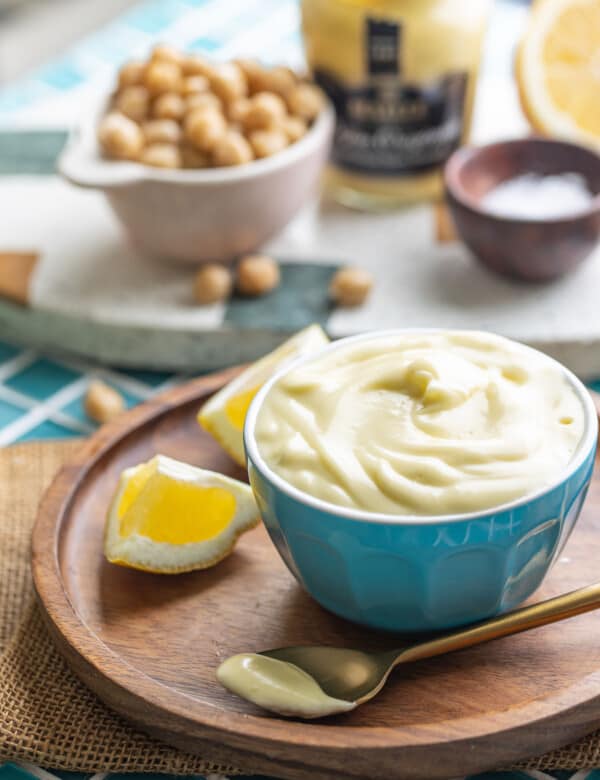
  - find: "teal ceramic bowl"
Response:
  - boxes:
[244,331,598,632]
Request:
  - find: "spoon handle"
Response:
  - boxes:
[398,581,600,665]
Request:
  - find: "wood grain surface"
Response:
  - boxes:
[32,369,600,780]
[0,251,38,304]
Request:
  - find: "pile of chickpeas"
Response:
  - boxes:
[97,44,324,169]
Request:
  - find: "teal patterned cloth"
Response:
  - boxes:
[0,0,599,777]
[0,339,180,445]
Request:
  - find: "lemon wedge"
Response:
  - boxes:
[517,0,600,149]
[198,324,329,466]
[104,455,259,573]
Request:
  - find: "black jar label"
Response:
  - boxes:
[314,16,468,177]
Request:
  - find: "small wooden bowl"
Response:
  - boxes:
[444,138,600,282]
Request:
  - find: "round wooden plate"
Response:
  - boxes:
[32,369,600,780]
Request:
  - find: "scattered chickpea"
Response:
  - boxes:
[152,91,185,121]
[141,143,182,168]
[144,60,182,95]
[84,380,125,424]
[183,53,213,77]
[280,115,307,143]
[212,131,253,166]
[193,264,233,304]
[209,62,247,103]
[151,43,183,65]
[286,83,323,121]
[185,91,222,113]
[118,60,146,90]
[142,118,182,145]
[236,254,280,296]
[114,85,150,122]
[184,108,227,151]
[180,143,210,168]
[329,267,373,307]
[248,128,288,158]
[181,75,209,96]
[243,91,287,131]
[98,113,144,160]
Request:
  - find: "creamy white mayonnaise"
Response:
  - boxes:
[254,331,584,515]
[217,653,356,718]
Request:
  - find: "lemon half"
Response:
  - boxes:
[198,324,329,466]
[517,0,600,149]
[104,455,259,573]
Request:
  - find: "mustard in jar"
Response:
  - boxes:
[301,0,491,208]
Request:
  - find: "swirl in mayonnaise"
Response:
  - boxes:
[254,331,585,515]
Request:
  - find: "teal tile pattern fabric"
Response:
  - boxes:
[17,419,82,441]
[0,131,67,174]
[2,761,600,780]
[6,359,81,401]
[0,0,597,777]
[0,397,25,427]
[0,341,180,444]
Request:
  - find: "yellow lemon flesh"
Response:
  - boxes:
[517,0,600,149]
[104,455,259,573]
[225,385,260,431]
[198,324,329,466]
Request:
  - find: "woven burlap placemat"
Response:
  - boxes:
[0,439,599,775]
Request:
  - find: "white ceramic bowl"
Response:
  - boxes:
[58,98,334,265]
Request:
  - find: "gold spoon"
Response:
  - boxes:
[217,581,600,719]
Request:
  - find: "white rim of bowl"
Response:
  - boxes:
[244,328,599,525]
[60,97,335,188]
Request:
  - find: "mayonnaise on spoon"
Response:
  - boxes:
[217,653,356,719]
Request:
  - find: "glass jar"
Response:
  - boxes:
[301,0,491,209]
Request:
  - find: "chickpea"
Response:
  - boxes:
[180,142,210,168]
[184,107,227,151]
[183,53,213,77]
[243,91,287,131]
[114,85,150,122]
[248,128,288,158]
[286,83,323,121]
[209,62,247,103]
[143,119,181,145]
[186,91,222,113]
[193,264,232,304]
[227,97,250,123]
[280,115,307,143]
[181,75,209,96]
[329,267,373,307]
[235,58,259,77]
[151,43,183,65]
[236,254,280,296]
[235,59,269,94]
[144,60,182,95]
[141,143,182,168]
[117,60,145,90]
[84,380,125,424]
[152,91,185,121]
[262,66,297,96]
[98,113,144,160]
[212,131,253,166]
